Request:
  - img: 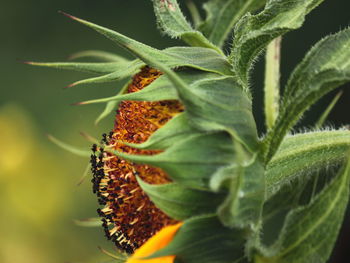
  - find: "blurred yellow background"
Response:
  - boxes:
[1,0,349,262]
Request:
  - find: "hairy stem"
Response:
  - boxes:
[264,36,282,130]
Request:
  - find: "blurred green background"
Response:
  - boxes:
[0,0,349,263]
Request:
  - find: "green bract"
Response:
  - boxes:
[32,0,350,262]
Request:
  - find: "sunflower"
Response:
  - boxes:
[30,0,350,262]
[91,66,183,253]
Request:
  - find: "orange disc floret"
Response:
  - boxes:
[91,66,184,254]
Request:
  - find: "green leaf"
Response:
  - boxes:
[74,217,102,227]
[150,215,246,263]
[199,0,266,48]
[68,50,128,62]
[315,91,343,129]
[137,177,225,220]
[266,130,350,199]
[124,113,201,150]
[98,246,128,262]
[151,0,222,53]
[94,81,130,125]
[163,46,232,75]
[61,12,232,76]
[94,100,118,125]
[26,61,131,74]
[256,155,350,263]
[67,60,143,88]
[47,134,90,157]
[185,0,202,28]
[216,156,265,228]
[230,0,324,86]
[81,15,258,152]
[63,13,258,148]
[78,76,177,105]
[107,132,236,188]
[264,28,350,162]
[78,70,218,106]
[260,167,339,251]
[178,75,258,152]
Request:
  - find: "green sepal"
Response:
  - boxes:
[47,134,91,157]
[78,70,219,106]
[198,0,266,48]
[137,177,225,220]
[94,100,118,125]
[124,113,201,150]
[216,156,265,228]
[98,246,128,262]
[266,129,350,198]
[185,0,202,28]
[178,75,259,152]
[230,0,324,86]
[78,75,178,105]
[67,60,143,88]
[107,132,236,188]
[61,12,232,76]
[256,155,350,263]
[315,91,343,129]
[94,81,130,125]
[26,61,131,74]
[148,215,246,263]
[65,13,258,152]
[264,28,350,162]
[68,50,128,62]
[73,217,102,227]
[151,0,222,54]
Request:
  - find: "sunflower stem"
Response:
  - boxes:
[264,36,282,130]
[315,90,343,129]
[185,0,202,28]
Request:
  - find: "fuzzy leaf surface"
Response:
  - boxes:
[108,132,235,188]
[67,60,143,87]
[216,157,265,228]
[231,0,324,86]
[149,215,246,263]
[63,13,232,76]
[266,130,350,198]
[79,70,219,106]
[80,74,178,105]
[125,113,201,150]
[72,12,258,152]
[74,217,102,227]
[94,100,119,125]
[264,28,350,162]
[47,135,90,157]
[27,61,131,74]
[151,0,221,52]
[178,75,258,152]
[68,50,128,62]
[137,178,225,220]
[94,81,130,125]
[199,0,266,47]
[257,155,350,263]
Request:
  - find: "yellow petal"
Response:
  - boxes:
[127,222,183,263]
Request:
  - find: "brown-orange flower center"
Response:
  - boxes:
[91,67,183,254]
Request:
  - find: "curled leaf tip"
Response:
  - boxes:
[58,10,77,20]
[64,83,75,89]
[19,60,33,65]
[70,101,84,106]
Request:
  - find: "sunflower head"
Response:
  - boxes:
[91,66,183,253]
[30,1,350,263]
